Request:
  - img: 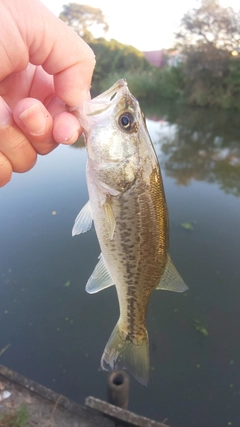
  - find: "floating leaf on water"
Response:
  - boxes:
[199,327,208,336]
[52,211,57,215]
[181,222,194,231]
[0,344,11,357]
[193,319,209,336]
[64,280,71,288]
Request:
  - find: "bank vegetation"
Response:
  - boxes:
[60,0,240,110]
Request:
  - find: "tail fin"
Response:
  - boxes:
[101,322,149,386]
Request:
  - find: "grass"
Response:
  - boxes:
[0,405,28,427]
[93,67,183,102]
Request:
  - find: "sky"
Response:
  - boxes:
[40,0,240,51]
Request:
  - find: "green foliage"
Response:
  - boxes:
[59,0,240,110]
[174,0,240,109]
[58,3,184,105]
[89,38,153,95]
[93,65,184,102]
[0,405,29,427]
[181,54,240,109]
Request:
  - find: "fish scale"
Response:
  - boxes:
[72,79,188,385]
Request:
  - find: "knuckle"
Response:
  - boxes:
[0,123,37,172]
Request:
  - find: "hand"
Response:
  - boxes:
[0,0,95,186]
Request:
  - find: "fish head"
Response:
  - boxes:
[76,80,157,195]
[78,79,143,164]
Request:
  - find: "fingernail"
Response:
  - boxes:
[18,103,48,135]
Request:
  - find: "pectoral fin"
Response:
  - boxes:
[103,202,116,240]
[156,254,188,293]
[72,201,93,236]
[86,253,114,294]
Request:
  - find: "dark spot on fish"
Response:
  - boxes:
[127,244,135,249]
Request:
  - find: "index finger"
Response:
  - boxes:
[30,3,96,106]
[5,0,96,106]
[43,27,96,107]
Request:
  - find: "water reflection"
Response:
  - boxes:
[146,106,240,197]
[1,102,240,427]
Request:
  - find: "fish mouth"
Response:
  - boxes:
[76,79,139,138]
[94,79,128,103]
[85,79,133,117]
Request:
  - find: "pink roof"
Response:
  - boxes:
[143,50,165,67]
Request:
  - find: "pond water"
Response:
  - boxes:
[0,102,240,427]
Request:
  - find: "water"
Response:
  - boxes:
[1,104,240,427]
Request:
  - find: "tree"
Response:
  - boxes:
[174,0,240,108]
[59,3,109,43]
[88,38,153,95]
[176,0,240,52]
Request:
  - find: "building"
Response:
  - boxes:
[143,50,165,68]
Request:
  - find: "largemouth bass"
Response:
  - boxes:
[72,79,188,385]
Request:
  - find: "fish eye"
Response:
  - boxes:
[118,112,136,132]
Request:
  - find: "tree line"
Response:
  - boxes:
[60,0,240,109]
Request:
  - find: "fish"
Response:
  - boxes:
[72,79,188,385]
